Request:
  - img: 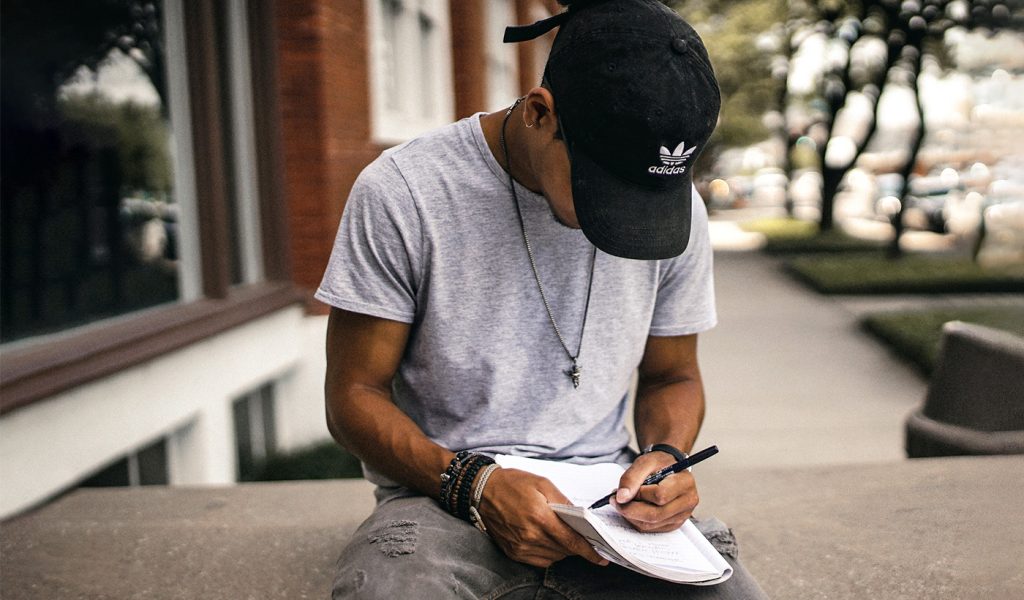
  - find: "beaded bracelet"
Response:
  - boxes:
[438,452,495,521]
[439,451,471,510]
[456,455,492,520]
[451,453,484,518]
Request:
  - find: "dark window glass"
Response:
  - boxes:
[233,382,277,481]
[78,436,168,488]
[137,437,169,485]
[79,457,131,488]
[1,1,179,343]
[259,383,277,456]
[233,392,255,480]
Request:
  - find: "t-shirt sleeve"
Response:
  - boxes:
[648,187,717,336]
[314,155,423,323]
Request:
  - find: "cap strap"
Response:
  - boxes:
[503,11,570,43]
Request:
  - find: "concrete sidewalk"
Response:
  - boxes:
[694,251,927,469]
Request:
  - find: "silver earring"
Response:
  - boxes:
[526,122,535,128]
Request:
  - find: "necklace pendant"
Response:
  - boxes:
[567,361,582,389]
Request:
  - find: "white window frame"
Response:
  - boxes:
[164,0,203,302]
[366,0,455,144]
[484,0,520,111]
[168,0,265,295]
[225,0,265,285]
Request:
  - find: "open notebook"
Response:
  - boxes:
[495,454,732,585]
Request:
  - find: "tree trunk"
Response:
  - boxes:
[889,43,926,259]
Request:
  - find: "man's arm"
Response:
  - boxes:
[611,333,706,532]
[324,307,452,496]
[324,307,606,567]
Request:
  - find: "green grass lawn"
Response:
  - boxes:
[862,307,1024,375]
[786,254,1024,294]
[740,218,886,254]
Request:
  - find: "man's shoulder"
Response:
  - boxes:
[355,116,492,214]
[375,117,477,176]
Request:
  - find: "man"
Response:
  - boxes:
[317,0,768,597]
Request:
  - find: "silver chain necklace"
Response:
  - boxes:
[500,97,597,389]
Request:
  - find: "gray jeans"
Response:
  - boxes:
[332,493,769,599]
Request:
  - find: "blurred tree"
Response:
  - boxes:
[782,0,1024,257]
[1,0,166,123]
[666,0,788,175]
[59,94,174,194]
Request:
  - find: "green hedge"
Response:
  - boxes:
[786,254,1024,294]
[251,441,364,481]
[861,307,1024,375]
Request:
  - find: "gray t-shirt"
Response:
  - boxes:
[316,114,716,487]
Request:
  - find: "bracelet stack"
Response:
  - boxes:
[469,464,500,533]
[439,452,498,529]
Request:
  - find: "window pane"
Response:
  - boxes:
[80,457,131,488]
[1,0,180,343]
[381,0,402,111]
[259,384,277,459]
[233,393,255,480]
[137,437,169,485]
[486,0,520,111]
[418,10,435,118]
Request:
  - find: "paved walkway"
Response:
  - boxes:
[694,251,928,469]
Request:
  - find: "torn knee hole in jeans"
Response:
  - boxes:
[367,519,419,557]
[704,527,739,559]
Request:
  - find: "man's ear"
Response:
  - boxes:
[522,87,559,139]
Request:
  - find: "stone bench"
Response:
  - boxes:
[905,321,1024,457]
[3,456,1022,599]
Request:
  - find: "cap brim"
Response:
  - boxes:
[570,143,693,260]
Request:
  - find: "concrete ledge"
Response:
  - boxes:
[2,456,1023,599]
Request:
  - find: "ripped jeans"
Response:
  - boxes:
[331,492,769,599]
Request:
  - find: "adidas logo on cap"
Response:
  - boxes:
[649,142,696,175]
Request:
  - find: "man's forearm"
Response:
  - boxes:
[633,374,705,454]
[328,386,453,500]
[324,308,454,500]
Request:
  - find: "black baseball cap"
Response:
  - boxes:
[505,0,721,260]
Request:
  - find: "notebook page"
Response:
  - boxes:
[589,510,718,574]
[495,455,626,506]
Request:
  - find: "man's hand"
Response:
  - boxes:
[611,452,699,533]
[478,468,609,568]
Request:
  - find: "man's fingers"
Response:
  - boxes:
[615,452,676,503]
[548,518,608,566]
[614,473,699,530]
[523,476,608,566]
[633,471,697,507]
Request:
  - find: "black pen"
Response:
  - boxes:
[588,445,719,510]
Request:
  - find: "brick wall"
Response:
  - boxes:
[276,0,382,304]
[276,0,555,312]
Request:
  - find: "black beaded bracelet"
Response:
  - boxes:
[440,451,471,510]
[438,452,495,521]
[451,453,484,518]
[449,457,475,516]
[456,455,494,520]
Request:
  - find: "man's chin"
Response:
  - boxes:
[550,211,581,230]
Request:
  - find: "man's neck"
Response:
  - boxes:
[480,103,541,193]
